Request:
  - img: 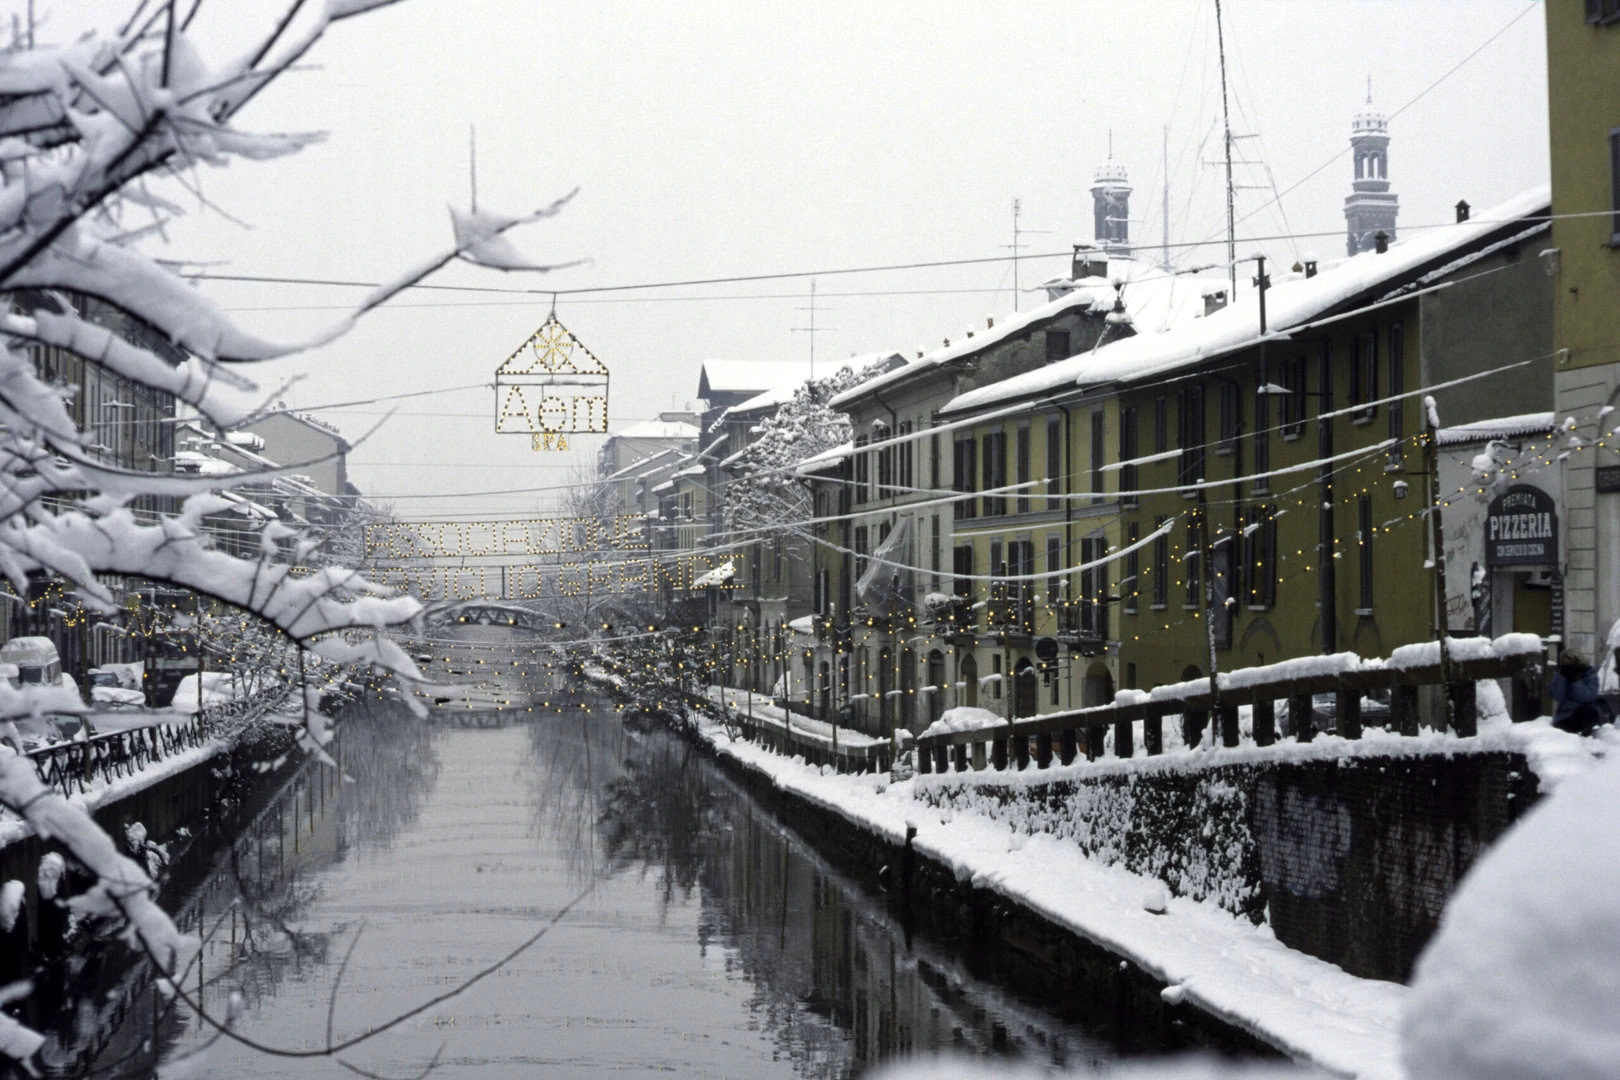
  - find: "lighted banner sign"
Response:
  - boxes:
[1484,484,1558,567]
[494,314,609,451]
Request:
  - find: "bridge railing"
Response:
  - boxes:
[712,692,895,775]
[26,715,217,798]
[914,636,1545,775]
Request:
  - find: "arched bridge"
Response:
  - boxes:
[425,601,558,632]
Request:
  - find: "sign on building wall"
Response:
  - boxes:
[494,314,609,451]
[1485,485,1559,567]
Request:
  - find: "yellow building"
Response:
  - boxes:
[1547,2,1620,662]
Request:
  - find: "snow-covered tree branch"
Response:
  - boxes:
[0,1,580,1066]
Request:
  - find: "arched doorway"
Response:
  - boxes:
[926,650,946,726]
[1013,659,1039,718]
[1082,661,1115,708]
[960,654,979,708]
[817,662,831,721]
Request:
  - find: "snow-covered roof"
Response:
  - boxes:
[795,440,853,475]
[672,463,706,479]
[942,185,1551,416]
[611,418,699,440]
[174,449,241,477]
[828,268,1214,410]
[715,352,905,423]
[1437,412,1556,447]
[605,446,681,481]
[698,359,819,397]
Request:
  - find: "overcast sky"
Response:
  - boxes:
[35,0,1551,517]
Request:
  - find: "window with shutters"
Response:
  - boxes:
[1358,495,1375,612]
[1016,424,1031,514]
[1045,415,1062,510]
[1184,517,1203,608]
[1177,384,1206,488]
[952,543,975,598]
[1387,323,1405,467]
[1152,517,1169,608]
[1217,381,1240,455]
[1588,0,1620,26]
[854,526,869,582]
[982,431,1007,516]
[1046,535,1062,605]
[1245,505,1276,609]
[1281,355,1307,438]
[1119,405,1139,507]
[1350,332,1377,420]
[854,435,870,504]
[1154,395,1168,453]
[953,436,976,520]
[1253,375,1270,492]
[1090,409,1105,500]
[1123,522,1140,614]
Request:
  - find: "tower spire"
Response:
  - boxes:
[1344,89,1398,255]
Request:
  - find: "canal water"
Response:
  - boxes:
[57,639,1120,1079]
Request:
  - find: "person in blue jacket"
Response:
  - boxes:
[1549,650,1603,735]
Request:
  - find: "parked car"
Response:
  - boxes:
[0,637,79,697]
[89,662,144,693]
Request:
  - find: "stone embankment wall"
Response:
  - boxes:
[916,752,1539,982]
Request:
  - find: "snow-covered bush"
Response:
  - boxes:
[0,2,575,1065]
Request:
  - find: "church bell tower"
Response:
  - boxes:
[1344,83,1399,255]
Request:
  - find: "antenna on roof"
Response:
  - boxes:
[791,279,837,379]
[1004,198,1050,313]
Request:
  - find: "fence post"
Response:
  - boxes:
[1085,721,1105,762]
[937,744,951,774]
[1218,704,1239,748]
[1392,684,1419,735]
[1252,698,1276,746]
[1114,715,1134,758]
[1059,728,1078,765]
[1014,732,1030,770]
[1448,680,1477,737]
[1336,687,1362,740]
[918,742,933,773]
[1144,706,1163,756]
[1035,731,1053,768]
[1182,709,1209,748]
[992,735,1009,771]
[971,741,987,771]
[1289,690,1315,742]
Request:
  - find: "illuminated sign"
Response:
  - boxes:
[494,314,609,449]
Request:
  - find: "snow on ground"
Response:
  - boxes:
[1400,749,1620,1080]
[872,1056,1320,1079]
[705,685,887,749]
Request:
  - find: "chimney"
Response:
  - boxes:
[1374,231,1389,254]
[1455,199,1471,223]
[1071,243,1106,280]
[986,316,994,329]
[1304,260,1318,278]
[1203,289,1228,316]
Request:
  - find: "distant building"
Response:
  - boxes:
[246,411,352,503]
[1344,91,1399,255]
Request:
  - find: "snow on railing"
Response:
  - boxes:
[913,634,1549,775]
[25,716,216,799]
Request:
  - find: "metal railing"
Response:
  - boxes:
[914,640,1544,775]
[27,715,216,797]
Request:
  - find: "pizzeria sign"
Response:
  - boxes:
[1485,484,1558,567]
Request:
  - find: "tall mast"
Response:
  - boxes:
[1214,0,1236,300]
[1161,126,1171,271]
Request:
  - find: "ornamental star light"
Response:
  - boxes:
[494,313,609,450]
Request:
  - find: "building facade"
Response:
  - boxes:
[1547,1,1620,663]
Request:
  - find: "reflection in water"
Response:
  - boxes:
[45,634,1113,1078]
[597,718,1113,1077]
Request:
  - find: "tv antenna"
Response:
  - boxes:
[1004,198,1051,312]
[791,279,837,378]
